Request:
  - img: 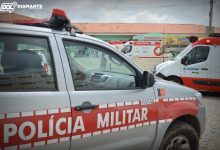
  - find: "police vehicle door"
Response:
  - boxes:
[181,46,210,90]
[0,30,71,150]
[56,35,157,150]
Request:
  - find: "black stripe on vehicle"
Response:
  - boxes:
[201,68,208,71]
[193,80,220,86]
[155,73,166,79]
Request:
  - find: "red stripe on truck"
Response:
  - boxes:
[133,41,161,46]
[181,77,220,92]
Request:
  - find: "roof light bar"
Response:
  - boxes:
[187,36,198,43]
[205,39,211,44]
[47,9,72,32]
[13,18,49,28]
[13,8,82,34]
[52,8,68,18]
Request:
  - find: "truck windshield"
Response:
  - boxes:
[174,44,192,60]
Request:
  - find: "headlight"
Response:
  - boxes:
[195,92,205,105]
[158,64,167,70]
[155,64,167,74]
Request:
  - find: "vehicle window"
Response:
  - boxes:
[186,46,210,65]
[185,47,197,65]
[194,46,209,63]
[63,40,137,91]
[0,35,56,91]
[121,45,132,54]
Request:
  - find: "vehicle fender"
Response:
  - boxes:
[157,101,199,120]
[152,101,199,150]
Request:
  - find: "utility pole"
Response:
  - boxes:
[208,0,213,35]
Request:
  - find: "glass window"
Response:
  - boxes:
[185,46,209,65]
[63,40,137,91]
[194,46,210,64]
[185,47,197,65]
[0,35,56,91]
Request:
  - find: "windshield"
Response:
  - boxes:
[174,44,192,60]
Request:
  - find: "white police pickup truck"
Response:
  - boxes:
[0,9,205,150]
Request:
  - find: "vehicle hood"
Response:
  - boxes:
[154,77,198,98]
[156,60,174,68]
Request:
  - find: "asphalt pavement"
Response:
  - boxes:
[199,92,220,150]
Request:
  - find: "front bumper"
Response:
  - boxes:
[197,103,206,136]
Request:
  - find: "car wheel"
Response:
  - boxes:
[159,121,199,150]
[167,77,182,85]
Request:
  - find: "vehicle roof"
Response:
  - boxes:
[193,36,220,47]
[0,23,113,47]
[0,23,57,33]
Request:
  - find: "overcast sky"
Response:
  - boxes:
[7,0,220,27]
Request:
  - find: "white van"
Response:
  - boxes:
[154,33,220,92]
[121,41,165,58]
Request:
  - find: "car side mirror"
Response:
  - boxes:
[128,45,132,53]
[181,56,188,66]
[121,45,132,54]
[142,71,155,88]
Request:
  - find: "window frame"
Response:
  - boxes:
[0,33,58,92]
[62,39,143,91]
[186,46,210,65]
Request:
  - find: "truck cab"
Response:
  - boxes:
[0,9,205,150]
[154,34,220,92]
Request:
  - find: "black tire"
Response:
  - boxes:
[159,121,199,150]
[167,77,182,85]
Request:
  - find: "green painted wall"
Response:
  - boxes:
[92,34,205,42]
[93,35,133,41]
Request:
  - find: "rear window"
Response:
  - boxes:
[0,35,57,91]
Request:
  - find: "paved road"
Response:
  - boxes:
[199,92,220,150]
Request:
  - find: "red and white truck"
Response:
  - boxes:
[154,33,220,92]
[120,41,165,58]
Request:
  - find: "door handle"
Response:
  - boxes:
[75,101,97,111]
